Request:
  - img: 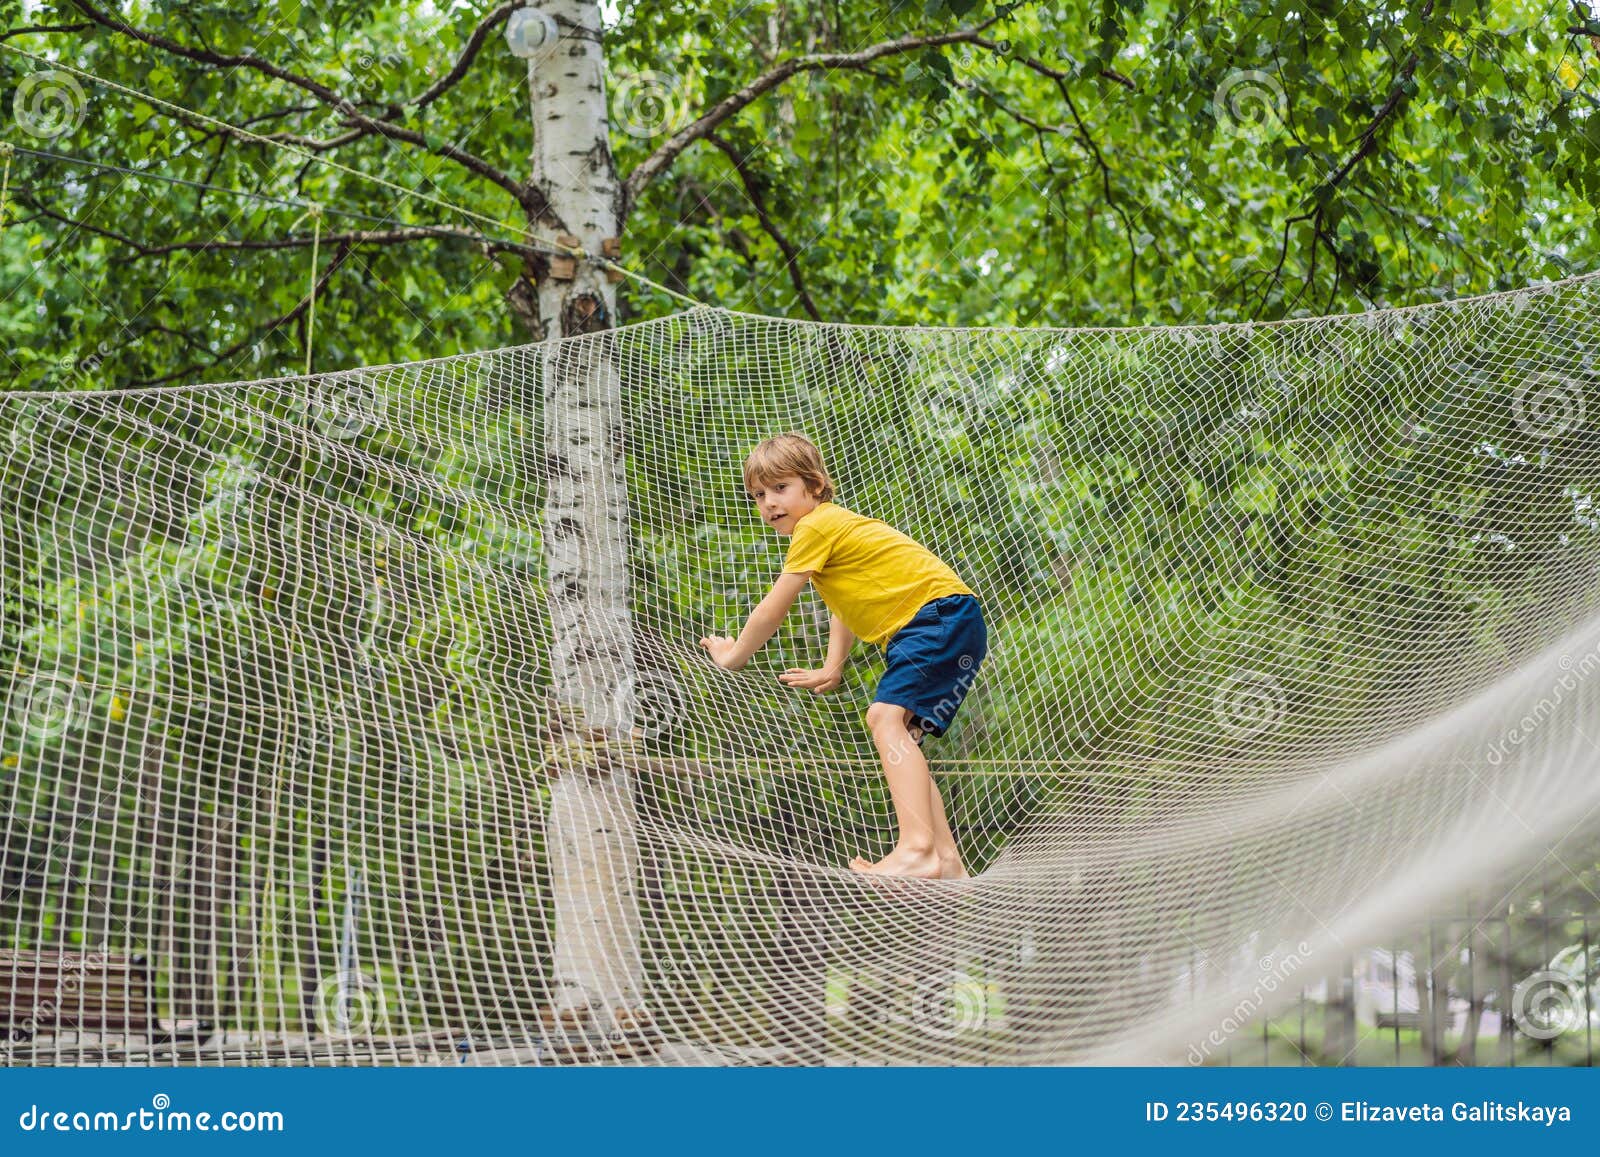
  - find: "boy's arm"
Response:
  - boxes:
[823,614,855,675]
[702,571,811,670]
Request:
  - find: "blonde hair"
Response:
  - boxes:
[742,433,835,503]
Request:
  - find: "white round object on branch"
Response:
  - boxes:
[504,8,559,59]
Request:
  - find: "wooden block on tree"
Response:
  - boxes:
[601,237,625,283]
[549,233,582,280]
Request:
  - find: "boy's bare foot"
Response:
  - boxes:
[851,845,942,878]
[851,850,968,878]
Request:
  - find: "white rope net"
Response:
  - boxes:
[3,273,1599,1066]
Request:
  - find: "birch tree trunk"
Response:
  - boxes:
[523,0,644,1031]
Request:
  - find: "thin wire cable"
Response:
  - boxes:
[8,143,442,230]
[0,142,12,229]
[8,145,581,267]
[298,205,322,377]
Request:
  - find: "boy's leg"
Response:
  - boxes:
[853,703,941,878]
[851,707,967,878]
[928,777,968,879]
[911,710,967,878]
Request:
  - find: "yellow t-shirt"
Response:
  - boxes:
[780,501,975,647]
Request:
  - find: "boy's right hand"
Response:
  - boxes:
[778,666,843,694]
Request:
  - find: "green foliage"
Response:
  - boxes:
[0,0,1593,387]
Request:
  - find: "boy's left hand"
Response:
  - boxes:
[698,635,743,670]
[779,667,842,694]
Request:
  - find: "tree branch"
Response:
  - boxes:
[678,175,762,276]
[971,37,1137,91]
[1312,211,1374,308]
[22,198,542,259]
[964,81,1068,137]
[262,127,372,153]
[1271,1,1436,310]
[69,1,364,108]
[413,2,517,109]
[0,22,93,43]
[1255,211,1316,317]
[1316,1,1436,195]
[133,242,356,386]
[704,135,821,320]
[623,19,1002,213]
[264,0,518,153]
[959,81,1080,224]
[1052,76,1140,313]
[68,0,533,209]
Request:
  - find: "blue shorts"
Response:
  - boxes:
[873,594,988,739]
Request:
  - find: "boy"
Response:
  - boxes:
[697,433,988,880]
